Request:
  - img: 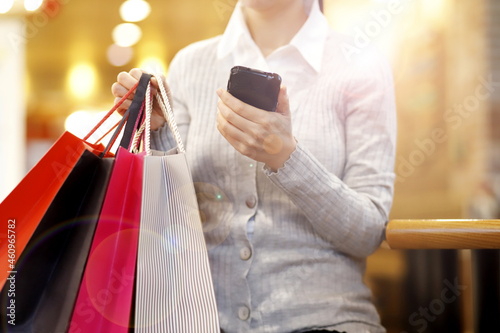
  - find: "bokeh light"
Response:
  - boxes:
[112,23,142,47]
[138,56,167,73]
[0,0,14,14]
[120,0,151,22]
[24,0,43,12]
[66,63,97,99]
[107,44,134,67]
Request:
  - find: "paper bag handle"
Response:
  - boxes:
[144,73,185,155]
[119,73,151,150]
[83,80,140,142]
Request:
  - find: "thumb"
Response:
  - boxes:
[276,85,290,116]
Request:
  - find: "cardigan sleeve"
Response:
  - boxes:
[266,51,397,258]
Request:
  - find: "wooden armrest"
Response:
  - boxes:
[385,219,500,249]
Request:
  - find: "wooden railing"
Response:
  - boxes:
[385,219,500,249]
[384,219,500,332]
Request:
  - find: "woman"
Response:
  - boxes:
[112,0,396,332]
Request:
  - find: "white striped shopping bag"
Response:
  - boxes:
[134,73,219,332]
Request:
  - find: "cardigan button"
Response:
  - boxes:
[240,247,252,261]
[245,196,257,209]
[238,306,250,321]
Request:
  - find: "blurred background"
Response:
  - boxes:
[0,0,499,332]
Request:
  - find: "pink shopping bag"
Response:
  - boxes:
[69,147,144,333]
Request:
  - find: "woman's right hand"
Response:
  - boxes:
[111,68,169,131]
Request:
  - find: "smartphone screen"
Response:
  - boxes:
[227,66,282,111]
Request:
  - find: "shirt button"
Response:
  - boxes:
[239,247,252,260]
[238,306,250,321]
[245,196,257,209]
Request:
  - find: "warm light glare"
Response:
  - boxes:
[112,23,142,47]
[137,39,168,69]
[120,0,151,22]
[0,0,14,14]
[138,57,167,73]
[24,0,43,12]
[67,63,97,99]
[65,110,122,145]
[421,0,446,25]
[422,0,445,13]
[64,110,93,135]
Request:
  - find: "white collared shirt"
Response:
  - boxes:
[217,0,329,99]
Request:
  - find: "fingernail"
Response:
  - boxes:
[216,88,223,97]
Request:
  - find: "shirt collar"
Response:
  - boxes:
[288,0,329,72]
[217,0,329,73]
[216,2,254,60]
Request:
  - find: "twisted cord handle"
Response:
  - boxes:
[152,73,185,153]
[144,73,186,155]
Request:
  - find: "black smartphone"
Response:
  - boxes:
[227,66,282,112]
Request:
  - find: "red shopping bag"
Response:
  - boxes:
[0,80,140,290]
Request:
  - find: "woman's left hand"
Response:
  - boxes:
[216,86,296,171]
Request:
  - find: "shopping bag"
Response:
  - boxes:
[0,132,107,290]
[134,74,219,332]
[0,79,140,291]
[0,150,114,333]
[0,80,142,333]
[68,148,144,333]
[69,74,151,333]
